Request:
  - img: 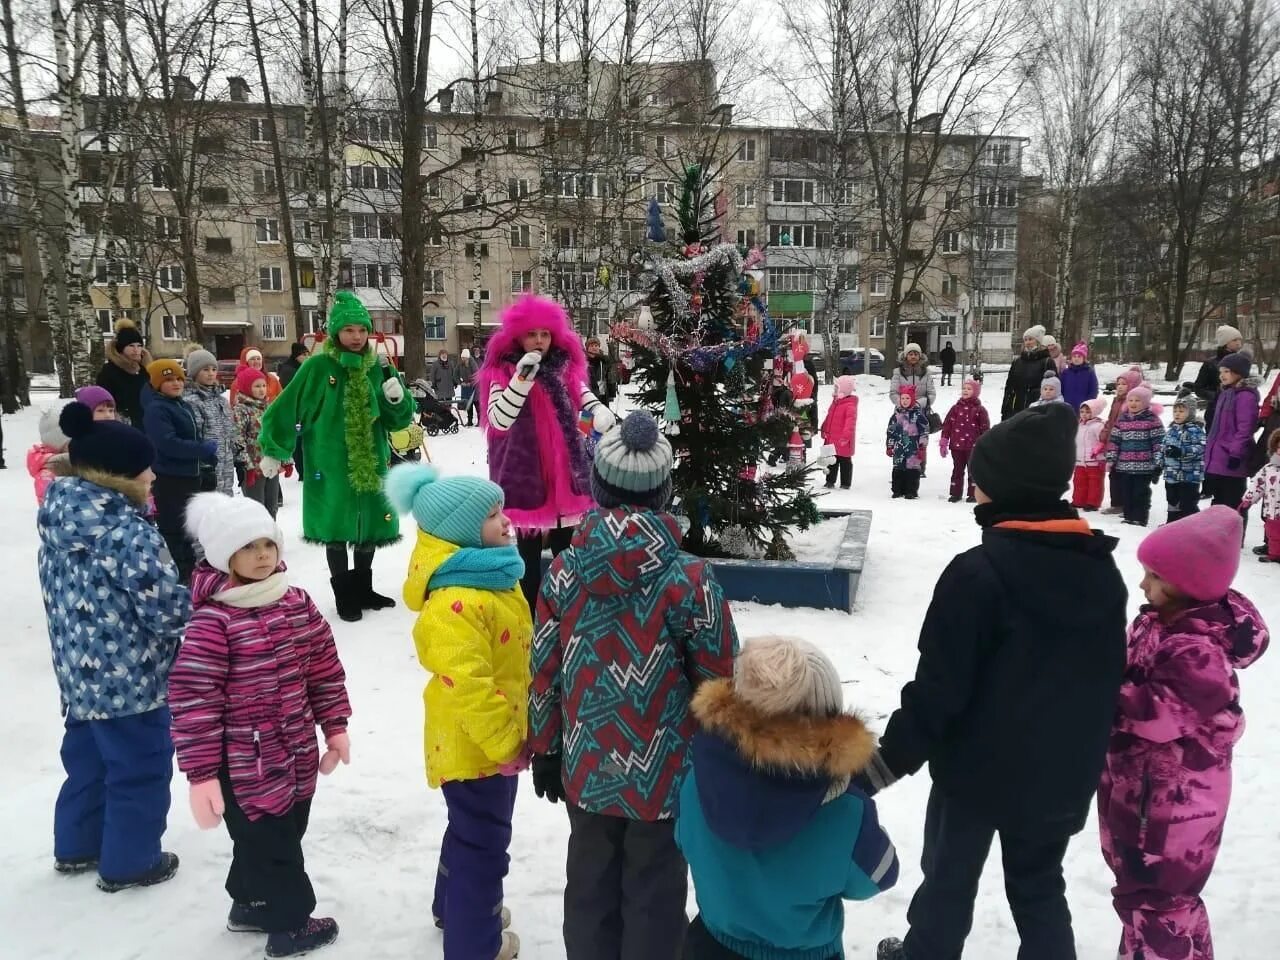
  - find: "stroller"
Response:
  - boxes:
[388,422,425,465]
[410,379,461,436]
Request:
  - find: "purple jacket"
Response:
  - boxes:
[1059,363,1099,414]
[1205,383,1261,477]
[168,563,351,821]
[1099,591,1268,922]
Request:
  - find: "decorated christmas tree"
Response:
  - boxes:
[612,164,819,558]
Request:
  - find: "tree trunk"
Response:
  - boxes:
[396,0,433,384]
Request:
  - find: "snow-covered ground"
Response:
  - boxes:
[2,369,1278,960]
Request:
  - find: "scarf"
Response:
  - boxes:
[214,572,290,608]
[325,340,380,494]
[429,545,525,593]
[974,501,1079,529]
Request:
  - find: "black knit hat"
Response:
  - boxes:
[969,403,1076,508]
[114,319,144,352]
[59,401,155,478]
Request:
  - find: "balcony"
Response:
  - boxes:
[78,184,125,205]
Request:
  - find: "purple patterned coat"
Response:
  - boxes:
[1204,383,1261,478]
[168,563,351,821]
[1099,590,1269,960]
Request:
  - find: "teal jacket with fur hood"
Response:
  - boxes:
[259,340,414,546]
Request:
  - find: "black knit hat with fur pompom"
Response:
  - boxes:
[60,401,154,477]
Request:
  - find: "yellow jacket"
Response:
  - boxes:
[403,531,533,788]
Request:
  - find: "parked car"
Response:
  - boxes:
[838,348,884,375]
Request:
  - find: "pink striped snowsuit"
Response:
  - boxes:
[1099,590,1269,960]
[168,564,351,821]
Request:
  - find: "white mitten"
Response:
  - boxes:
[259,456,282,480]
[382,377,405,403]
[593,406,616,433]
[516,351,542,380]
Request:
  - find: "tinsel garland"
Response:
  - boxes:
[649,244,745,327]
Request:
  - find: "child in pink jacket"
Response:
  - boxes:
[168,493,352,959]
[27,399,73,503]
[938,377,990,502]
[1240,427,1280,562]
[1099,506,1270,960]
[1073,398,1108,511]
[820,375,858,489]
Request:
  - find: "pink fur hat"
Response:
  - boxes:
[477,295,587,421]
[1137,506,1242,602]
[835,375,857,398]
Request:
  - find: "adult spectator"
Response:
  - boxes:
[430,348,457,404]
[277,342,308,388]
[455,348,480,426]
[939,340,957,386]
[1191,325,1245,431]
[1001,325,1055,420]
[1042,335,1067,373]
[96,318,152,427]
[585,337,618,406]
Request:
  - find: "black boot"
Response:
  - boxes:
[227,901,269,933]
[877,938,906,960]
[352,568,395,611]
[97,852,179,892]
[331,574,362,623]
[265,918,339,958]
[54,856,98,875]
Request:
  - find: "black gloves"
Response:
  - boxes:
[1166,446,1181,460]
[531,754,565,804]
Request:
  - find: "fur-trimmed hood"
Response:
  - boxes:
[687,679,876,850]
[105,340,153,375]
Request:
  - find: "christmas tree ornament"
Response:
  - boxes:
[646,198,666,243]
[663,370,682,435]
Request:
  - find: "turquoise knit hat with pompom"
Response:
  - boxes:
[385,462,504,548]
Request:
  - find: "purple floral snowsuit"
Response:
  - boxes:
[1099,590,1269,960]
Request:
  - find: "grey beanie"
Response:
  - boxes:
[1173,394,1198,416]
[185,348,218,377]
[591,411,673,511]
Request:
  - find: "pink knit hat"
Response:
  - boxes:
[1117,366,1144,391]
[835,375,857,398]
[1127,385,1153,409]
[235,365,266,396]
[963,376,982,398]
[1082,397,1107,419]
[899,384,917,404]
[1071,342,1088,358]
[1137,506,1243,602]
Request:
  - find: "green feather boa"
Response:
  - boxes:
[325,339,381,494]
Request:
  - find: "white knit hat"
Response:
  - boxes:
[1042,334,1058,348]
[1023,324,1046,343]
[1216,324,1243,347]
[39,399,75,449]
[185,492,283,573]
[903,342,923,356]
[733,636,843,717]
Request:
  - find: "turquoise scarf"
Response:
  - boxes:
[429,545,525,592]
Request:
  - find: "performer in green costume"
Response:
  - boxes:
[258,290,414,621]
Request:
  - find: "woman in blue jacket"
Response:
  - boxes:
[677,636,898,960]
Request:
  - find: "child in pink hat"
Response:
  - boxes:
[1099,506,1270,960]
[820,375,858,489]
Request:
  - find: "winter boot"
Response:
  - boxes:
[54,856,98,875]
[876,938,905,960]
[496,930,520,960]
[331,575,362,623]
[97,851,179,893]
[352,568,396,611]
[265,917,339,958]
[434,905,512,931]
[1254,544,1270,555]
[228,901,269,933]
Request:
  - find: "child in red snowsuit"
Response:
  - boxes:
[938,377,989,502]
[1100,507,1270,960]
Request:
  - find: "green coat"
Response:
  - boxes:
[259,344,414,547]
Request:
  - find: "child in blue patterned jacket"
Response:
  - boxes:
[38,402,190,892]
[1164,395,1206,524]
[677,635,898,960]
[1106,385,1165,527]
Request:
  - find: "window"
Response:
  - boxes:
[736,138,757,162]
[510,224,531,248]
[978,226,1016,251]
[942,231,962,254]
[464,243,490,259]
[983,307,1014,332]
[208,286,236,304]
[768,223,816,247]
[155,215,179,239]
[942,273,960,295]
[944,144,967,169]
[426,225,443,246]
[351,213,379,239]
[978,184,1017,207]
[983,142,1012,166]
[467,288,491,303]
[771,179,816,204]
[554,226,580,248]
[87,259,126,285]
[507,178,530,200]
[156,265,183,290]
[352,114,399,143]
[736,228,757,248]
[346,165,400,191]
[151,164,173,190]
[767,267,814,292]
[832,181,860,205]
[249,118,271,143]
[945,191,960,211]
[650,181,677,204]
[463,192,481,209]
[655,135,671,158]
[734,184,755,208]
[870,273,890,296]
[303,309,323,334]
[259,266,284,292]
[621,221,646,247]
[96,308,113,335]
[506,129,529,150]
[253,167,276,194]
[161,314,189,340]
[201,186,229,205]
[426,177,442,199]
[425,125,438,150]
[769,135,820,162]
[297,261,316,289]
[353,263,393,288]
[261,314,287,340]
[287,116,305,140]
[205,235,231,254]
[291,169,307,192]
[510,270,533,293]
[980,267,1014,291]
[870,230,888,253]
[424,315,446,340]
[870,313,886,338]
[196,135,226,153]
[255,218,280,243]
[425,269,445,293]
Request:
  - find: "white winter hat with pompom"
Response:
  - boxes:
[733,635,843,717]
[185,492,284,573]
[1023,324,1046,343]
[39,398,75,449]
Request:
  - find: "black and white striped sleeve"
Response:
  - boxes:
[579,387,604,416]
[487,379,534,432]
